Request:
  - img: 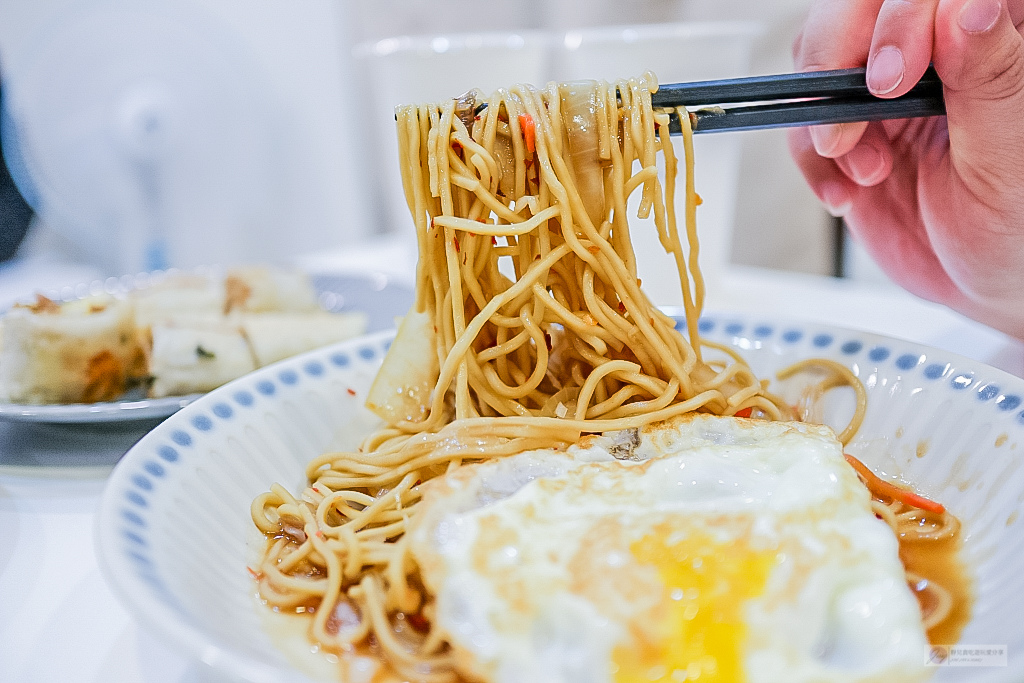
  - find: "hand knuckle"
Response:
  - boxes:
[954,40,1024,100]
[986,47,1024,99]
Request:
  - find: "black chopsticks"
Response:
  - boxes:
[652,66,945,134]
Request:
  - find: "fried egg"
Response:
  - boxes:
[407,415,930,683]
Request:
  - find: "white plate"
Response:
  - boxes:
[96,312,1024,683]
[0,390,203,424]
[0,272,414,424]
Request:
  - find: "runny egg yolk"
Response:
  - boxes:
[612,527,775,683]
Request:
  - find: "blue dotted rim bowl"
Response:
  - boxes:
[96,314,1024,683]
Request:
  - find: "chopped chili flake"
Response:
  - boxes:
[587,246,600,254]
[453,235,461,253]
[346,388,357,396]
[491,236,498,245]
[406,612,431,632]
[734,407,754,418]
[617,301,627,314]
[247,566,263,580]
[636,278,642,287]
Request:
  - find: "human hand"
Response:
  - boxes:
[789,0,1024,339]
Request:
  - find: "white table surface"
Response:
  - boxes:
[2,250,1022,683]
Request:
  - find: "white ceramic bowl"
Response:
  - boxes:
[97,313,1024,682]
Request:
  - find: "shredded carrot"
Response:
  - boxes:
[224,275,253,314]
[22,293,60,314]
[81,350,125,403]
[844,453,945,514]
[519,113,535,153]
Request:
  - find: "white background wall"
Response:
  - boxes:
[0,0,371,273]
[0,0,835,278]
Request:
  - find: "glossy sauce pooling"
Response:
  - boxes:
[889,502,973,646]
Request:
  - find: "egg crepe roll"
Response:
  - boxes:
[225,266,318,314]
[239,311,368,367]
[148,322,256,398]
[0,294,138,404]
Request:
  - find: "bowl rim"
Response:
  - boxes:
[94,329,396,683]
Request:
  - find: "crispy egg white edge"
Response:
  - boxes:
[407,415,931,683]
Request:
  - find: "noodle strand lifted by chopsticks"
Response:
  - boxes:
[384,74,790,435]
[251,73,795,678]
[250,73,953,677]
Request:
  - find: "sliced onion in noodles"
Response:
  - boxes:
[559,82,606,228]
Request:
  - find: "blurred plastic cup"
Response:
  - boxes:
[552,22,760,307]
[355,32,550,239]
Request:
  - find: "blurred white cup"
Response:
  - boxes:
[551,22,760,306]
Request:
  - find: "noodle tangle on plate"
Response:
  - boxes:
[249,72,964,679]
